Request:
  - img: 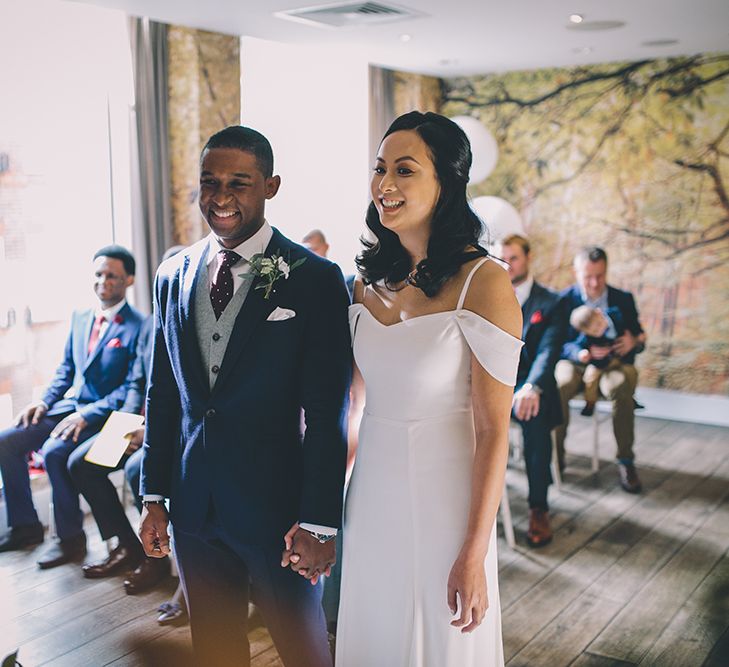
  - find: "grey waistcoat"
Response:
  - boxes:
[194,259,255,390]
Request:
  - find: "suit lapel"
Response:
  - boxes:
[179,240,210,396]
[79,310,95,366]
[212,229,287,395]
[83,303,129,371]
[521,283,540,339]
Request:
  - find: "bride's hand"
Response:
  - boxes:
[447,548,488,633]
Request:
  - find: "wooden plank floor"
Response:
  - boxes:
[0,411,727,666]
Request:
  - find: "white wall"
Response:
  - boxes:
[240,37,370,276]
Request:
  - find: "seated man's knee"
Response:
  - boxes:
[601,373,633,402]
[555,360,580,389]
[40,438,70,468]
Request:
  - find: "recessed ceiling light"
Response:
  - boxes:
[569,14,584,24]
[641,38,679,47]
[567,20,626,31]
[400,33,411,42]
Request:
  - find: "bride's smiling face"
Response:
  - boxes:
[371,130,441,235]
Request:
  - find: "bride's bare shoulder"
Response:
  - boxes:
[352,275,367,304]
[464,258,522,338]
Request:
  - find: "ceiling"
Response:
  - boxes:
[71,0,729,76]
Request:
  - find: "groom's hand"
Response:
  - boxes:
[139,504,171,558]
[281,525,335,585]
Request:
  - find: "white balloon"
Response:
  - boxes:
[471,195,526,243]
[451,115,499,183]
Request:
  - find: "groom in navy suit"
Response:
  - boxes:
[139,126,351,667]
[0,246,145,568]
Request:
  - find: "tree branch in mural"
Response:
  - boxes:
[445,54,729,259]
[442,53,729,393]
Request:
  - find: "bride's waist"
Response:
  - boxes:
[362,407,472,426]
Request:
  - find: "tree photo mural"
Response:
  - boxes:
[440,53,729,395]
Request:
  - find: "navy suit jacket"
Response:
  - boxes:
[41,302,146,426]
[140,228,352,545]
[559,284,644,366]
[517,281,565,429]
[120,315,153,414]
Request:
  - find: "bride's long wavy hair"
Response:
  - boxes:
[356,111,488,297]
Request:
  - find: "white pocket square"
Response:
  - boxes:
[267,307,296,321]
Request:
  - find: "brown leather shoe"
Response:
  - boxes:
[618,462,642,494]
[83,543,144,579]
[123,555,170,594]
[526,508,553,548]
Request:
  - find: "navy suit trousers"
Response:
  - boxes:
[0,413,102,539]
[173,508,331,667]
[511,406,554,511]
[68,440,143,543]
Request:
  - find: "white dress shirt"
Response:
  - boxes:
[514,275,534,307]
[206,221,273,293]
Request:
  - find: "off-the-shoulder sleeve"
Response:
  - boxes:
[455,310,524,386]
[348,303,364,344]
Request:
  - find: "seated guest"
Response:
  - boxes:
[569,304,625,416]
[0,246,145,568]
[302,229,330,259]
[68,246,185,593]
[69,317,170,591]
[495,235,565,547]
[555,246,647,493]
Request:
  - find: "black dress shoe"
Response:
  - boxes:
[123,555,170,594]
[37,532,86,570]
[0,522,44,552]
[618,462,643,494]
[83,543,144,579]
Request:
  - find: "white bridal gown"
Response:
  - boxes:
[336,258,523,667]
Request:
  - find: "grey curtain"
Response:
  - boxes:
[368,65,395,168]
[128,17,172,315]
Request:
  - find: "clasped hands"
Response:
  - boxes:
[280,523,335,586]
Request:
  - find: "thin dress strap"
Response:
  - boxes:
[457,257,490,310]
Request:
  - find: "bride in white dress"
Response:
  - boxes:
[335,112,523,667]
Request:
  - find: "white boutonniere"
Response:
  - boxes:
[244,251,306,299]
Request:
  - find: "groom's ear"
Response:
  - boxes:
[265,175,281,200]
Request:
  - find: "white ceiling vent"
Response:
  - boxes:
[274,2,425,29]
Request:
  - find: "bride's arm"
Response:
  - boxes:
[346,362,365,482]
[448,261,522,633]
[347,277,366,481]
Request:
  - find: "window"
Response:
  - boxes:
[0,1,134,421]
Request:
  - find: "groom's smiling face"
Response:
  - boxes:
[199,147,281,248]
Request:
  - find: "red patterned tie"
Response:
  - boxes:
[210,250,241,320]
[87,314,106,355]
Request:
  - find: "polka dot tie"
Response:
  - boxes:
[210,250,241,320]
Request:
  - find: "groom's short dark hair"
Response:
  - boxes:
[202,126,274,178]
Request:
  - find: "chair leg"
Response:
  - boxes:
[500,481,516,549]
[592,410,600,472]
[48,500,56,539]
[509,424,523,464]
[550,433,562,493]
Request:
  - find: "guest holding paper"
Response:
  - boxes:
[68,246,185,593]
[0,246,145,569]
